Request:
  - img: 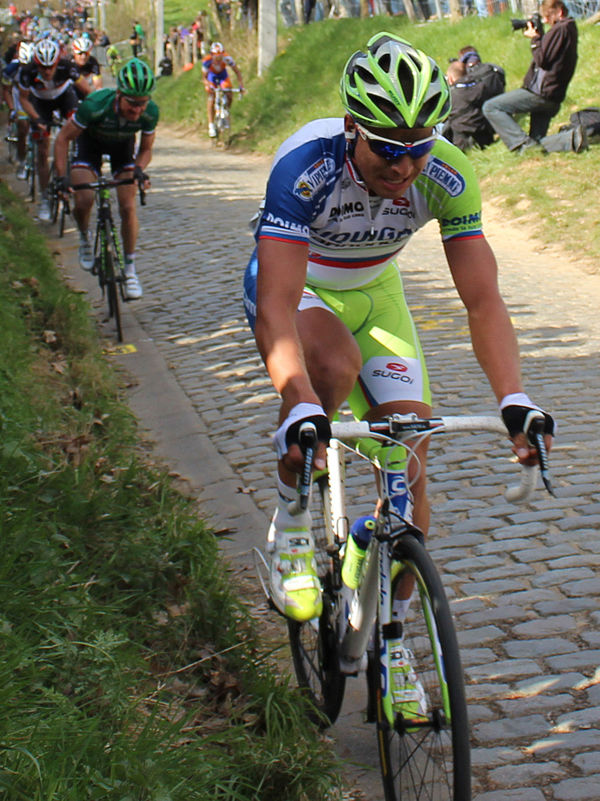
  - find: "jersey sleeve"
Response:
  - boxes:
[140,101,159,134]
[417,139,483,242]
[257,136,338,246]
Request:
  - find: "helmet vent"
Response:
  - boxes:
[397,61,416,104]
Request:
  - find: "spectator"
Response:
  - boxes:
[442,46,505,151]
[482,0,577,154]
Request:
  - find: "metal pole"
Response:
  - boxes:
[258,0,278,76]
[155,0,164,73]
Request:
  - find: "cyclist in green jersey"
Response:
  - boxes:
[53,58,158,299]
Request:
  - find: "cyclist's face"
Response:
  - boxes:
[38,62,58,80]
[73,51,89,65]
[119,94,150,120]
[345,115,433,200]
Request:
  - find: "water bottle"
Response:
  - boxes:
[341,515,376,590]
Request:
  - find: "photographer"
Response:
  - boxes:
[482,0,578,154]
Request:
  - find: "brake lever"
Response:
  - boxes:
[298,422,317,510]
[524,410,554,496]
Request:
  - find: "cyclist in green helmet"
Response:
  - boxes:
[54,58,159,299]
[243,33,554,703]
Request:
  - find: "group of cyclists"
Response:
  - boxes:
[2,19,555,723]
[2,22,158,300]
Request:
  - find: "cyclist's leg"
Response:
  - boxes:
[114,139,142,299]
[244,251,362,621]
[314,261,432,538]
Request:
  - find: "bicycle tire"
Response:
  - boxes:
[286,475,345,728]
[104,248,123,343]
[48,163,58,224]
[59,198,68,237]
[6,123,18,164]
[27,140,36,202]
[374,532,471,801]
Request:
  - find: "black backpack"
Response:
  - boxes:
[560,107,600,141]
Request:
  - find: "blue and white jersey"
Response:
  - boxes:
[255,118,484,290]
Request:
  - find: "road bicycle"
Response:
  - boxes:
[212,86,242,146]
[71,175,145,343]
[5,114,19,164]
[257,411,550,801]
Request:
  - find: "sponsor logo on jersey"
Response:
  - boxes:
[372,357,414,384]
[328,200,365,220]
[423,157,466,197]
[441,212,481,227]
[318,226,412,246]
[382,205,415,219]
[392,197,410,207]
[293,156,335,200]
[264,212,310,237]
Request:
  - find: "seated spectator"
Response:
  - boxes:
[482,0,577,154]
[442,48,505,151]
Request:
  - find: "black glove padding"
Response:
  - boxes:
[501,405,555,440]
[133,165,147,183]
[285,414,331,452]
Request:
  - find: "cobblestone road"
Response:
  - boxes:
[33,128,600,799]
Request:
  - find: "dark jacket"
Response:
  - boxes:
[443,63,505,151]
[523,16,578,104]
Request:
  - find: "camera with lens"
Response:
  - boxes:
[511,12,544,36]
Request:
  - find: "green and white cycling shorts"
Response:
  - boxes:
[300,261,431,420]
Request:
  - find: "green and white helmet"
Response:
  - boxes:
[340,32,451,129]
[117,58,155,96]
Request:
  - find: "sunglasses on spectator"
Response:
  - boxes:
[354,122,437,161]
[122,96,149,108]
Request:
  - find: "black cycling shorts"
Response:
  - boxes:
[72,130,136,177]
[32,86,79,127]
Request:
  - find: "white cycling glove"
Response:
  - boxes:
[500,393,555,438]
[273,402,331,459]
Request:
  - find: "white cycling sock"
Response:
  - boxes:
[124,255,136,276]
[392,598,411,624]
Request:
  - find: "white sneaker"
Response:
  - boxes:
[208,122,216,138]
[388,640,428,722]
[17,162,27,180]
[78,236,95,271]
[38,198,51,222]
[124,274,143,300]
[268,507,322,622]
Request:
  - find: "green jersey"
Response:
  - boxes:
[73,88,159,144]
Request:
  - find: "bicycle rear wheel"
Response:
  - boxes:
[48,163,58,223]
[374,532,470,801]
[287,474,345,727]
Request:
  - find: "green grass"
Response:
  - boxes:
[154,11,600,267]
[0,182,340,800]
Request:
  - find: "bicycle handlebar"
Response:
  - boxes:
[71,176,146,205]
[295,413,551,508]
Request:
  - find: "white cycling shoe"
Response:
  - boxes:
[268,508,322,622]
[78,236,95,271]
[124,274,143,300]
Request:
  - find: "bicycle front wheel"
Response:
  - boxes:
[375,533,470,801]
[287,475,345,728]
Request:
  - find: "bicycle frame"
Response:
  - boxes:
[323,415,536,674]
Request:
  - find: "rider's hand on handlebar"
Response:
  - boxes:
[133,165,150,190]
[500,393,554,465]
[274,402,331,474]
[54,175,71,197]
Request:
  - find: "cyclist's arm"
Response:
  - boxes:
[74,75,92,97]
[18,87,42,127]
[444,235,552,460]
[91,72,103,90]
[53,117,81,177]
[135,131,155,173]
[232,63,244,89]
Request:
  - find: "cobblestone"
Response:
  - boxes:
[26,129,600,801]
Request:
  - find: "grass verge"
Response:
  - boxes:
[0,180,339,800]
[154,12,600,269]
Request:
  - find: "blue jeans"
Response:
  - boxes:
[482,88,560,151]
